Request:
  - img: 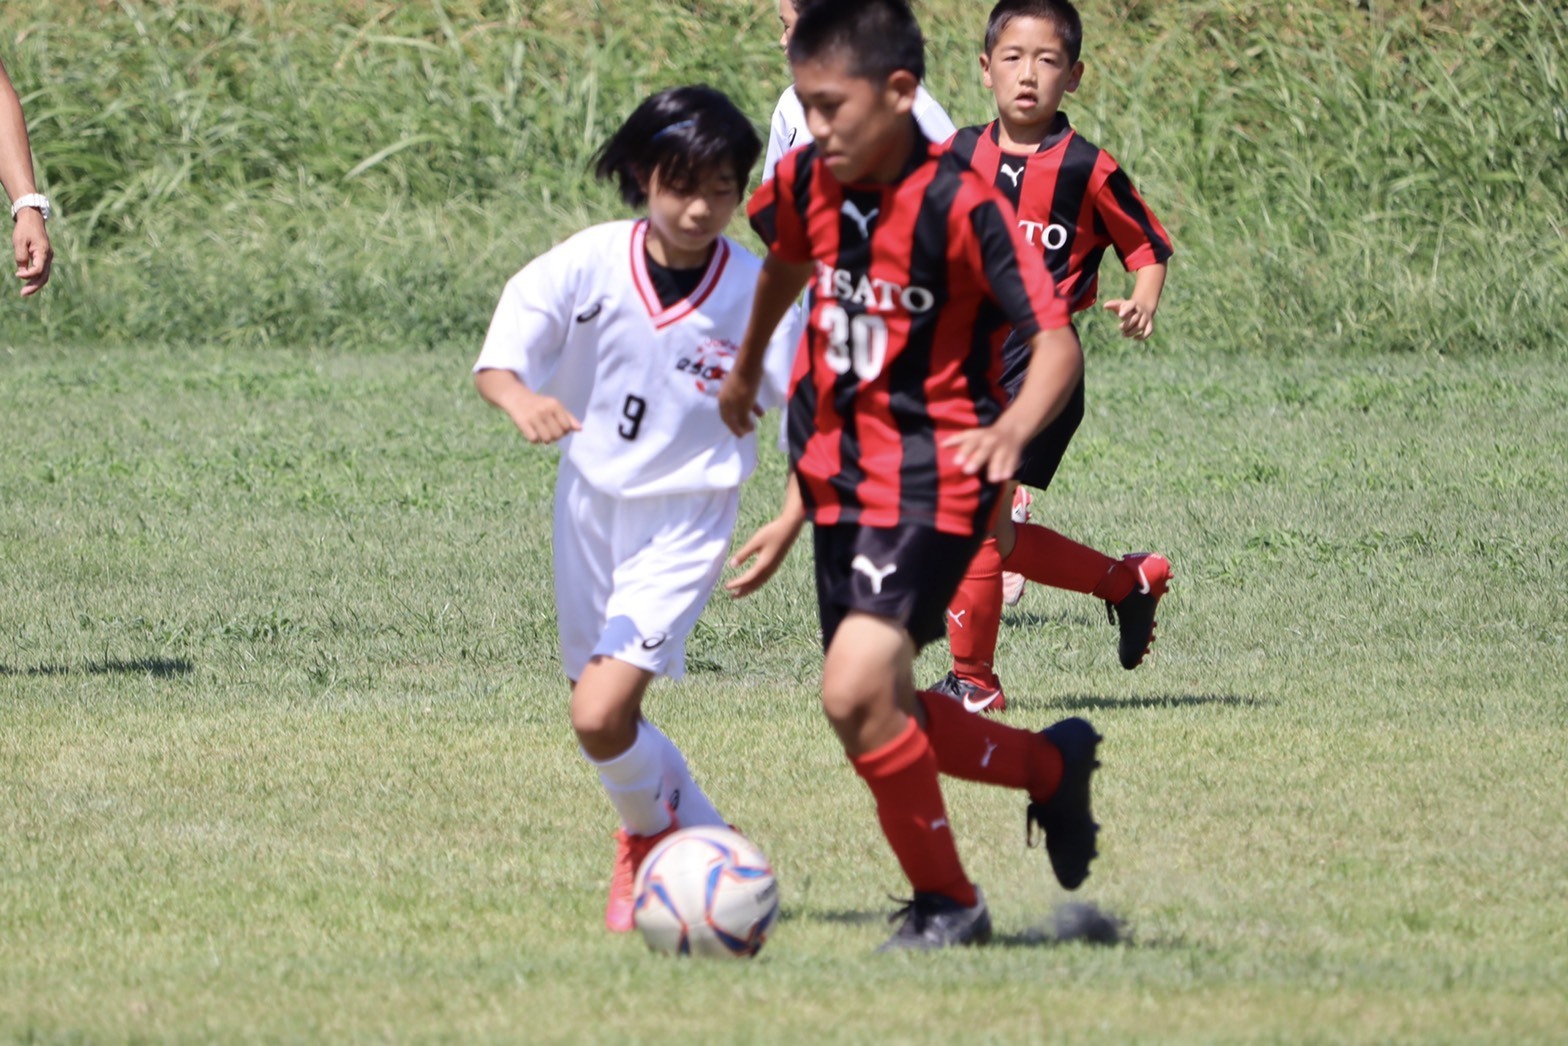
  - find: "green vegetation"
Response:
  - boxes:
[3,343,1566,1040]
[1,0,1564,352]
[3,1,1567,1040]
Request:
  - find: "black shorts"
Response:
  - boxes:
[812,523,985,651]
[1001,329,1086,493]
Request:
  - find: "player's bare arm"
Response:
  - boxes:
[725,469,807,599]
[0,56,52,297]
[1103,262,1167,341]
[945,324,1083,482]
[474,367,582,445]
[719,254,814,436]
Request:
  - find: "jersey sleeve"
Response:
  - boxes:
[1093,161,1174,271]
[762,97,794,184]
[748,151,814,265]
[912,86,957,143]
[472,238,580,387]
[967,194,1071,339]
[756,299,804,414]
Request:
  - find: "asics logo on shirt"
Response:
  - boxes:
[641,632,670,650]
[840,200,880,239]
[1000,163,1024,188]
[851,555,898,595]
[575,300,604,323]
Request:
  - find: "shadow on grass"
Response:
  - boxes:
[0,656,194,678]
[1048,692,1265,712]
[1001,608,1103,631]
[796,903,1143,949]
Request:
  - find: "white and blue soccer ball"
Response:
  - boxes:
[632,825,779,958]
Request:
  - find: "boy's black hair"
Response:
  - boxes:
[787,0,926,84]
[984,0,1083,64]
[593,85,761,208]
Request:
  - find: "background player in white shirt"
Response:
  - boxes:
[764,0,957,178]
[473,85,799,934]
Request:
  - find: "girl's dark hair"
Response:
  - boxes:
[593,85,761,208]
[788,0,925,84]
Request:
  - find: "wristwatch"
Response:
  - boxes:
[10,194,51,221]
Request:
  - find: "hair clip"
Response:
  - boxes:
[653,118,698,141]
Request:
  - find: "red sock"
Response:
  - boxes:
[850,716,977,907]
[918,690,1063,803]
[947,538,1003,686]
[1005,522,1136,602]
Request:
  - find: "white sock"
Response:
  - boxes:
[642,720,727,829]
[586,722,672,837]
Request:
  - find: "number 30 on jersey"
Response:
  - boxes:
[818,304,887,382]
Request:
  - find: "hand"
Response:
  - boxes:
[1103,298,1155,340]
[13,210,52,297]
[724,515,803,599]
[717,369,759,437]
[942,420,1027,484]
[511,394,581,444]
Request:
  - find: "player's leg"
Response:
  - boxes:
[933,523,1007,713]
[570,659,681,933]
[913,687,1102,890]
[996,377,1173,670]
[815,524,992,949]
[556,472,737,931]
[596,485,739,832]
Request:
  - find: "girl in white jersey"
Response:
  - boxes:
[473,86,799,934]
[764,0,957,177]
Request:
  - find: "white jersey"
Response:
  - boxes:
[763,84,958,181]
[475,220,800,498]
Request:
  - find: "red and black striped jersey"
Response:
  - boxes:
[749,135,1070,536]
[944,114,1173,314]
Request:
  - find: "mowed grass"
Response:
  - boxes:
[2,337,1565,1041]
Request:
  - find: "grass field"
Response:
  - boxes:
[3,336,1566,1040]
[2,0,1567,1039]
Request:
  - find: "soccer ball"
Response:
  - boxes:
[632,826,779,958]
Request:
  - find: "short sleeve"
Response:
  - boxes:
[763,91,798,183]
[473,240,579,387]
[756,299,805,414]
[967,195,1070,339]
[748,151,814,265]
[1093,161,1174,271]
[912,86,957,143]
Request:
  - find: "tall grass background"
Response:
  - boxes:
[1,0,1563,354]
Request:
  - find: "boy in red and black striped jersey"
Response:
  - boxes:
[932,0,1176,713]
[717,0,1104,951]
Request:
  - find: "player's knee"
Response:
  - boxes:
[569,697,638,754]
[819,671,879,729]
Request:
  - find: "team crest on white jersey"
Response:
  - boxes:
[675,338,738,396]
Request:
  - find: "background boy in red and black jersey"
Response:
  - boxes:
[932,0,1176,713]
[718,0,1105,952]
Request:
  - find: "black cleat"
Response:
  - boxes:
[927,671,1006,713]
[1106,553,1171,669]
[877,888,993,952]
[1027,717,1102,890]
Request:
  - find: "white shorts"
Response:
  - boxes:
[553,459,740,681]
